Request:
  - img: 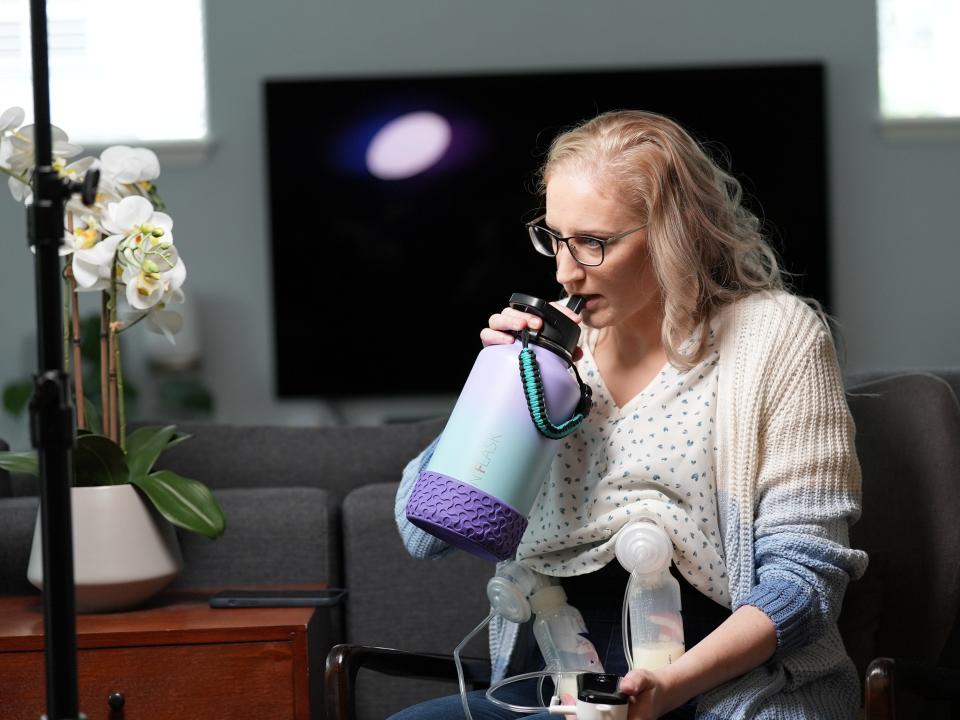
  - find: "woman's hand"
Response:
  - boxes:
[480,303,584,362]
[617,669,681,720]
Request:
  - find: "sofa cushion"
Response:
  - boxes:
[341,482,493,719]
[145,418,446,502]
[171,486,338,588]
[0,495,40,596]
[0,486,337,596]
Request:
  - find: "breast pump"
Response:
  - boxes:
[454,518,685,720]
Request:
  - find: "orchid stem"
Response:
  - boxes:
[100,291,110,440]
[118,312,149,333]
[108,269,119,445]
[64,213,86,430]
[0,166,29,185]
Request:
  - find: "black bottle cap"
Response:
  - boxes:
[508,292,583,360]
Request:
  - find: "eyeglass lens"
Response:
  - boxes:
[530,225,603,266]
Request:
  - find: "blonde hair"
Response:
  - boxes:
[538,110,808,369]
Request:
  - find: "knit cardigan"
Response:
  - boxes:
[395,291,869,720]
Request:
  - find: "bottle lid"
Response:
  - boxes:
[614,520,673,575]
[509,293,583,360]
[529,584,568,614]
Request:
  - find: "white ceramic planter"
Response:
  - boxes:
[27,484,183,613]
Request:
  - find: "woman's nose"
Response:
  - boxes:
[555,243,586,285]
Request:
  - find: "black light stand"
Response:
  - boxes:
[27,0,97,717]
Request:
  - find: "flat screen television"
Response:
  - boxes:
[265,64,828,399]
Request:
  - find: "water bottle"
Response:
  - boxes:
[615,520,685,670]
[530,584,604,699]
[405,293,592,562]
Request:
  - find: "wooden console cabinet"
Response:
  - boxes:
[0,591,326,720]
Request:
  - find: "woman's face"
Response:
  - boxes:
[545,169,661,331]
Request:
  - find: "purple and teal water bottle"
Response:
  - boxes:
[405,293,592,561]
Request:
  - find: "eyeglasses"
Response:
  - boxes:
[525,214,646,267]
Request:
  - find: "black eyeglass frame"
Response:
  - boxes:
[525,214,647,267]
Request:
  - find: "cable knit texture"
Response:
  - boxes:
[395,291,868,719]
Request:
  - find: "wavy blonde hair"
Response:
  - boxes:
[538,110,802,369]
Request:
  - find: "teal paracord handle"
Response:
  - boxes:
[518,331,592,440]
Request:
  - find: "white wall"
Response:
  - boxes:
[2,0,958,449]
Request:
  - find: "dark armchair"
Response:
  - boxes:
[841,371,960,719]
[326,371,960,720]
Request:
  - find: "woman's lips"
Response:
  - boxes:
[584,295,603,310]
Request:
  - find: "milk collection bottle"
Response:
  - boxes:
[530,584,604,698]
[615,520,686,670]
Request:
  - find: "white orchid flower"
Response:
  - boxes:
[4,118,84,204]
[0,107,25,169]
[122,265,165,309]
[30,213,102,259]
[0,107,24,175]
[126,287,185,343]
[68,214,102,252]
[55,155,96,182]
[100,146,159,184]
[102,195,172,239]
[146,307,184,343]
[121,255,185,310]
[99,146,161,203]
[72,233,122,291]
[8,174,31,203]
[5,123,82,175]
[0,106,24,133]
[102,198,178,284]
[104,196,184,312]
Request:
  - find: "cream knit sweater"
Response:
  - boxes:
[396,290,869,719]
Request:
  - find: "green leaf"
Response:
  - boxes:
[132,471,225,539]
[82,398,102,435]
[72,434,128,487]
[126,425,177,479]
[0,451,39,476]
[3,380,33,418]
[165,431,193,451]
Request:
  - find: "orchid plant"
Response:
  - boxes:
[0,106,225,540]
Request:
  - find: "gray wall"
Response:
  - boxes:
[2,0,958,449]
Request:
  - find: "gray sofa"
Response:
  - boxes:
[2,369,959,719]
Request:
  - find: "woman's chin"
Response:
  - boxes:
[582,307,610,329]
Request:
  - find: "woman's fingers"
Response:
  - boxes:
[482,308,542,346]
[561,692,577,720]
[619,670,654,695]
[482,305,584,361]
[493,307,543,331]
[479,327,517,347]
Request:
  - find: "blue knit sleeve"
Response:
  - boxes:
[737,330,869,655]
[394,436,455,560]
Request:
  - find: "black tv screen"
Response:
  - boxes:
[265,64,828,399]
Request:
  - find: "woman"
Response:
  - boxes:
[393,110,867,719]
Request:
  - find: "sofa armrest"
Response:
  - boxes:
[325,643,490,720]
[865,657,960,720]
